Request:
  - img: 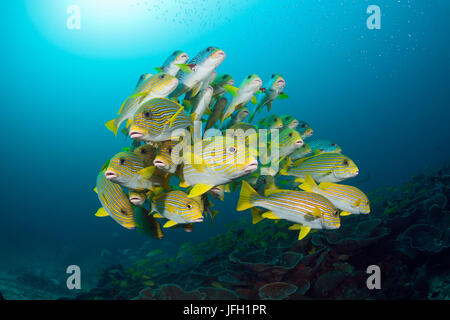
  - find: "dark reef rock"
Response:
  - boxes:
[77,165,450,300]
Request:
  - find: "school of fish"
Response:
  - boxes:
[94,47,370,241]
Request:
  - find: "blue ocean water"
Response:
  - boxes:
[1,1,449,299]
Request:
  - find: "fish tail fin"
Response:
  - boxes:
[237,181,259,211]
[105,118,119,136]
[299,173,318,192]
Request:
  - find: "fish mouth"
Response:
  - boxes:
[228,79,235,85]
[243,160,258,173]
[295,140,304,146]
[129,131,145,140]
[105,170,117,180]
[276,79,285,85]
[353,170,359,176]
[291,120,299,127]
[214,50,226,58]
[194,217,204,223]
[129,197,143,205]
[241,110,249,116]
[153,159,167,168]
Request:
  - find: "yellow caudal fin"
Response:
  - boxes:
[250,208,264,224]
[299,173,318,192]
[105,119,119,136]
[95,207,109,217]
[188,183,214,198]
[166,106,184,128]
[237,181,259,211]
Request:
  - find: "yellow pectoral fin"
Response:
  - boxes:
[340,211,352,216]
[93,187,98,194]
[311,207,322,218]
[297,226,311,240]
[288,224,302,230]
[261,211,279,219]
[251,95,258,105]
[191,83,202,98]
[153,213,164,218]
[167,106,184,128]
[223,85,239,96]
[163,220,178,228]
[95,207,109,217]
[138,166,156,180]
[251,208,264,224]
[188,183,214,198]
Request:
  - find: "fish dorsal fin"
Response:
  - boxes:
[264,188,290,197]
[299,173,318,192]
[188,183,214,198]
[95,207,109,217]
[163,220,178,228]
[293,157,308,167]
[261,211,278,219]
[223,85,239,97]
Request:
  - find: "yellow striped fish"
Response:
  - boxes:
[307,138,342,154]
[154,50,189,76]
[152,190,204,228]
[129,98,192,143]
[133,145,157,167]
[260,128,303,166]
[153,139,182,174]
[237,181,340,240]
[104,152,156,191]
[258,115,283,130]
[105,73,178,136]
[280,152,359,183]
[290,143,312,161]
[95,171,135,229]
[297,121,314,139]
[182,135,258,198]
[281,115,299,130]
[299,174,370,215]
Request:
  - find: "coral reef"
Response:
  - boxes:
[74,165,450,300]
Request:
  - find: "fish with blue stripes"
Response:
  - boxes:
[299,173,370,215]
[237,181,340,240]
[290,143,313,161]
[152,190,204,228]
[297,121,314,139]
[170,46,226,98]
[181,135,258,198]
[306,137,342,154]
[221,74,263,124]
[105,73,179,135]
[281,115,299,130]
[281,152,359,183]
[133,144,157,167]
[94,170,135,229]
[104,151,157,191]
[153,139,182,174]
[129,98,192,143]
[249,74,288,121]
[154,50,189,76]
[258,114,283,130]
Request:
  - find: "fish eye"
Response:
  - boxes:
[120,208,127,215]
[140,148,146,154]
[144,111,152,119]
[186,204,192,209]
[343,160,349,166]
[168,147,173,153]
[119,158,126,165]
[206,47,213,52]
[247,75,252,79]
[289,133,293,137]
[228,146,236,154]
[160,74,165,79]
[271,74,275,78]
[302,123,307,128]
[331,143,337,146]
